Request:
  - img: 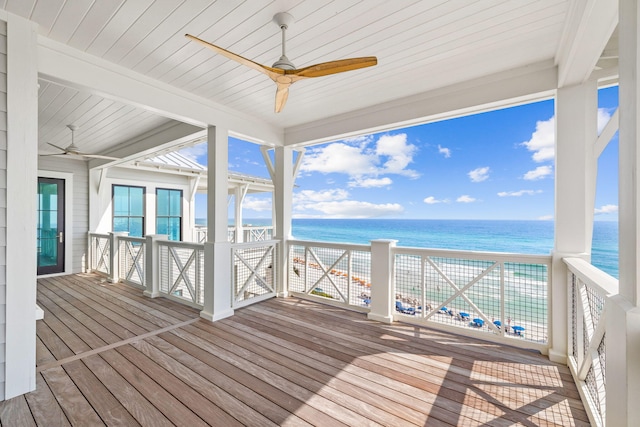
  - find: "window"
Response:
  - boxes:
[156,188,182,241]
[113,185,145,237]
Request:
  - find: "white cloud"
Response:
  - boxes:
[348,177,392,188]
[300,133,418,179]
[521,117,555,163]
[523,165,553,180]
[594,204,618,215]
[375,134,419,177]
[468,167,490,183]
[438,145,451,158]
[424,196,450,204]
[242,197,272,212]
[598,108,613,134]
[497,190,543,197]
[538,215,554,221]
[293,188,403,218]
[177,142,207,164]
[521,109,612,163]
[300,142,378,176]
[295,189,349,203]
[457,195,476,203]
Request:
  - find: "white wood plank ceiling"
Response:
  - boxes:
[0,0,614,157]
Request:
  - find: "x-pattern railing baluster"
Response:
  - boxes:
[306,247,348,302]
[424,257,501,332]
[97,238,110,273]
[124,241,144,283]
[168,246,196,302]
[234,246,274,300]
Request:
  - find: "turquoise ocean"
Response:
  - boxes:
[202,218,619,279]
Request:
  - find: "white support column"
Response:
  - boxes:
[367,240,396,324]
[143,234,167,298]
[201,126,233,322]
[550,80,598,364]
[607,1,640,425]
[4,14,38,399]
[234,185,246,243]
[272,147,294,297]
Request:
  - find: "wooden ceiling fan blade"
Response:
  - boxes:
[83,154,121,161]
[185,34,282,79]
[47,142,68,152]
[292,56,377,78]
[275,83,290,113]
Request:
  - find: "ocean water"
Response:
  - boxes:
[204,218,619,278]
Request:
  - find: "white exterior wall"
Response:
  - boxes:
[92,167,195,240]
[38,157,88,274]
[0,18,6,401]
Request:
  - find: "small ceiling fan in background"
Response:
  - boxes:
[186,12,378,113]
[43,124,120,161]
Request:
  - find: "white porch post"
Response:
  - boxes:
[550,80,598,364]
[367,239,396,323]
[4,13,38,399]
[234,185,245,243]
[272,147,294,297]
[607,1,640,425]
[201,126,233,321]
[143,234,167,298]
[108,231,128,283]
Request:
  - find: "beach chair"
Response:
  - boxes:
[395,301,416,315]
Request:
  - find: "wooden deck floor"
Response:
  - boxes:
[0,273,588,426]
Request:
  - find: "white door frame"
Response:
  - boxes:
[38,169,73,276]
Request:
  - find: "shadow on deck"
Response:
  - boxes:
[0,273,588,426]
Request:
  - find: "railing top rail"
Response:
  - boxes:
[157,240,205,251]
[243,225,274,229]
[564,257,619,296]
[119,236,146,243]
[392,245,552,264]
[88,232,111,239]
[230,239,279,249]
[287,239,372,252]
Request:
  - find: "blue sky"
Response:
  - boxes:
[182,86,619,221]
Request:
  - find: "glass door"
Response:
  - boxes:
[37,177,65,275]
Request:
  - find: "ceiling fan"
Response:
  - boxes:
[185,12,377,113]
[44,125,120,160]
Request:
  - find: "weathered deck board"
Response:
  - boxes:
[1,273,590,426]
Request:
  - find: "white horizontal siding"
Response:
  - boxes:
[0,17,6,401]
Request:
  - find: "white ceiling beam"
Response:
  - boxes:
[556,0,617,87]
[37,35,284,146]
[87,122,204,169]
[284,60,558,146]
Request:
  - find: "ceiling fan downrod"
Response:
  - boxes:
[272,12,295,70]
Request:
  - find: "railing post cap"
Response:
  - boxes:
[370,239,398,245]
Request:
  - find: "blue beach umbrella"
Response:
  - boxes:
[473,318,484,327]
[459,312,470,318]
[493,320,502,327]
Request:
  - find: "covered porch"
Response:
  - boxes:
[0,1,636,426]
[1,274,588,426]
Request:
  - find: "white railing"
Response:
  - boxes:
[231,240,278,308]
[193,226,273,243]
[158,240,205,308]
[88,233,112,276]
[565,257,618,427]
[118,236,146,288]
[393,247,550,352]
[244,226,273,242]
[288,240,372,311]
